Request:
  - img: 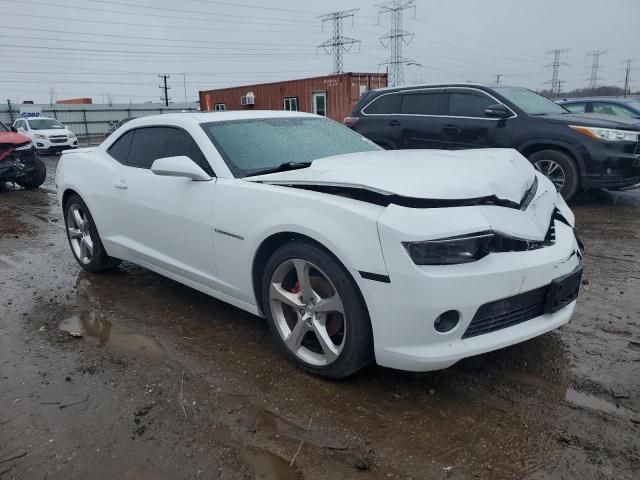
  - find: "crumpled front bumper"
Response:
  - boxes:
[357,178,582,372]
[0,146,38,181]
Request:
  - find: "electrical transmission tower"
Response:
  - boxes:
[544,49,568,99]
[586,50,607,92]
[158,74,171,107]
[317,10,360,74]
[623,59,634,97]
[377,0,416,87]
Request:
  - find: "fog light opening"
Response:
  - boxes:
[434,310,460,333]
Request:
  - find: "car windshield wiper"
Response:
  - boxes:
[245,161,312,177]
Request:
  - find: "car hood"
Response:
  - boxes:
[0,131,31,145]
[541,112,640,129]
[32,128,72,136]
[0,132,32,161]
[246,148,536,205]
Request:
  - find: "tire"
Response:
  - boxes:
[528,149,580,200]
[63,194,121,273]
[261,241,374,379]
[16,156,46,189]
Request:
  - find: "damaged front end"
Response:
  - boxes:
[0,140,46,188]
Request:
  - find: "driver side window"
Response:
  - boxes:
[108,127,214,175]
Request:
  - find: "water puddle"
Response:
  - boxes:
[210,423,301,480]
[257,410,347,450]
[500,369,636,419]
[59,311,166,361]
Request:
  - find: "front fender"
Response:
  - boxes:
[211,179,388,305]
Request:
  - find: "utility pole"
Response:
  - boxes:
[586,50,607,92]
[317,10,360,74]
[623,59,633,97]
[544,49,568,99]
[158,74,170,107]
[377,0,416,87]
[495,74,502,85]
[183,73,187,103]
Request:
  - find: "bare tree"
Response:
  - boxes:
[105,93,114,106]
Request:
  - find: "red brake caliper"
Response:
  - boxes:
[289,281,301,313]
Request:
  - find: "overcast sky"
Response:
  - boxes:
[2,0,639,104]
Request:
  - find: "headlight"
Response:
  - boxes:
[569,125,639,142]
[68,132,76,138]
[403,233,494,265]
[14,143,34,151]
[34,134,46,139]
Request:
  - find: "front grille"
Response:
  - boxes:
[49,136,67,144]
[462,285,547,339]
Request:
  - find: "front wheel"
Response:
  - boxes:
[261,241,373,379]
[16,156,46,189]
[528,149,580,200]
[63,194,121,273]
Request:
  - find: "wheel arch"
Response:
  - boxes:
[517,140,585,181]
[62,188,80,209]
[251,231,369,318]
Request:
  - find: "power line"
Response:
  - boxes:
[544,49,569,98]
[586,50,607,91]
[317,9,360,74]
[378,0,416,87]
[158,75,170,107]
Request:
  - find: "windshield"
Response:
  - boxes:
[201,117,380,177]
[494,87,568,115]
[28,118,65,130]
[625,100,640,111]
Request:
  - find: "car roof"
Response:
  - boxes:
[558,97,635,104]
[124,110,318,128]
[24,116,57,121]
[369,83,490,94]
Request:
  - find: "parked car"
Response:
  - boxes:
[345,85,640,199]
[105,117,136,138]
[0,121,47,189]
[557,97,640,119]
[13,116,78,155]
[56,111,582,378]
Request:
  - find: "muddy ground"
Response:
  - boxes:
[0,156,638,480]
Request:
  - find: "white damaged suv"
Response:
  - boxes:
[14,116,78,155]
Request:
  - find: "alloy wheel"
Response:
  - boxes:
[269,259,346,367]
[67,204,94,265]
[534,159,566,191]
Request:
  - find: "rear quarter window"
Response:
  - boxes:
[107,130,134,164]
[362,93,401,114]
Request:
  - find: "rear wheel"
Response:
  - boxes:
[63,194,121,273]
[16,156,46,189]
[528,149,580,200]
[261,241,373,379]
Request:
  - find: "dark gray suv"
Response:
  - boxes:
[345,84,640,199]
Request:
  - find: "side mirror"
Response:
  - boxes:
[484,104,512,118]
[10,126,17,132]
[151,156,211,181]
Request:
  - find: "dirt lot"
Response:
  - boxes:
[1,156,638,480]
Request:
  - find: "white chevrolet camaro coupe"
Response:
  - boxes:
[55,111,583,378]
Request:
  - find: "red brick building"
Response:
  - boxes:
[199,72,387,123]
[56,98,93,104]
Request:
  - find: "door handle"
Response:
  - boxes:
[388,120,401,127]
[443,125,462,134]
[114,179,128,189]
